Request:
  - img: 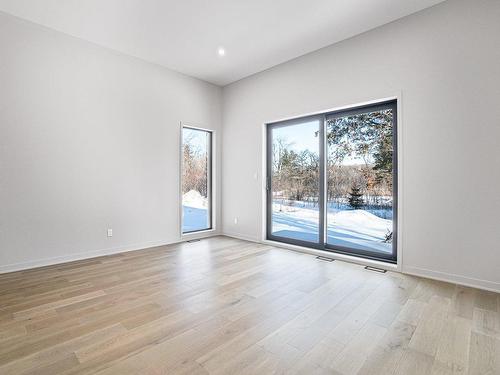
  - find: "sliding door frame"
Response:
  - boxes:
[266,99,397,263]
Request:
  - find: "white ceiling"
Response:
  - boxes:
[0,0,446,86]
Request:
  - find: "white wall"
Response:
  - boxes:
[221,0,500,291]
[0,12,222,271]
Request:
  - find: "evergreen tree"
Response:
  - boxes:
[373,127,393,187]
[348,185,364,209]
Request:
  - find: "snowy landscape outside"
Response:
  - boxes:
[183,190,209,233]
[272,200,392,254]
[270,108,394,255]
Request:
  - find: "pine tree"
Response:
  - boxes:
[373,130,393,187]
[348,184,364,209]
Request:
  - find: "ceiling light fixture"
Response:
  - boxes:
[217,47,226,57]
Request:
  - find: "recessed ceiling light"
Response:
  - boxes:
[217,47,225,57]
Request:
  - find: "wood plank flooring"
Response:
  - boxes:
[0,236,499,374]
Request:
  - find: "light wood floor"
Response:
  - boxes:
[0,236,499,375]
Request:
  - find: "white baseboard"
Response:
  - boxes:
[0,229,224,275]
[222,231,261,243]
[403,266,500,293]
[0,238,179,274]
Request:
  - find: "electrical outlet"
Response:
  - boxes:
[107,229,113,237]
[234,217,238,224]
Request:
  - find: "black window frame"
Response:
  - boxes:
[266,100,397,263]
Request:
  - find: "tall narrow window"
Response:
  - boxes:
[267,100,397,262]
[182,127,212,233]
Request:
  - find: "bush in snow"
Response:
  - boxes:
[384,230,393,243]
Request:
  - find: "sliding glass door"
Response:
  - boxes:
[267,100,397,262]
[182,127,212,233]
[267,116,323,246]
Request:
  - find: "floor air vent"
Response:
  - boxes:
[316,256,334,262]
[364,266,387,273]
[186,239,201,243]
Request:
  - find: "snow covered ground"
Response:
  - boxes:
[271,202,393,254]
[182,191,392,254]
[182,190,209,233]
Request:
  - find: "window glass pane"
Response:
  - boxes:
[326,108,394,255]
[270,119,320,243]
[182,128,211,233]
